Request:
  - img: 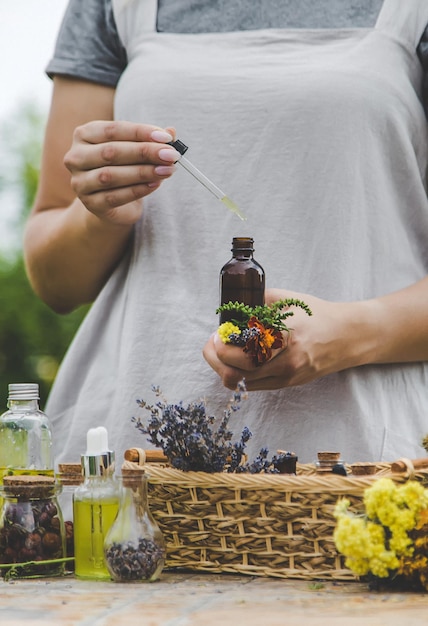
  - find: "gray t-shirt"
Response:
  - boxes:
[46,0,428,108]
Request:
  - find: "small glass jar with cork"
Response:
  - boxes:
[0,475,66,578]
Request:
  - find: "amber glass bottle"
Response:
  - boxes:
[219,237,265,324]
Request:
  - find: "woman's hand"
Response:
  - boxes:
[203,287,379,390]
[64,121,179,225]
[24,76,181,312]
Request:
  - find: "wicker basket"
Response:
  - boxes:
[144,461,428,580]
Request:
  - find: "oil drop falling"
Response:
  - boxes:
[221,196,246,221]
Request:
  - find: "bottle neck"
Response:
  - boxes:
[231,237,255,259]
[119,474,148,509]
[7,398,40,412]
[232,249,253,259]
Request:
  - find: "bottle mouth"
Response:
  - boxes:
[232,237,254,251]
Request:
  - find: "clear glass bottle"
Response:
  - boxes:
[104,469,166,582]
[219,237,265,324]
[0,383,54,489]
[0,475,66,578]
[73,427,119,580]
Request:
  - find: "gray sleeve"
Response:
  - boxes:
[45,0,127,87]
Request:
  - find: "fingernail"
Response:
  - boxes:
[159,148,180,162]
[151,130,174,143]
[154,165,176,176]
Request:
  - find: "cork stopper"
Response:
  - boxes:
[317,451,341,463]
[58,463,82,475]
[121,459,146,488]
[56,462,84,486]
[350,462,377,476]
[2,474,56,499]
[315,451,344,474]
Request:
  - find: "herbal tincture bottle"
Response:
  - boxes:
[73,427,119,580]
[219,237,265,323]
[0,383,54,488]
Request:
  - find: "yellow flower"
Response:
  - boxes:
[334,498,351,517]
[217,322,240,344]
[335,478,428,586]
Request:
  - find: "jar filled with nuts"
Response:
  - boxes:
[0,475,66,578]
[104,468,166,582]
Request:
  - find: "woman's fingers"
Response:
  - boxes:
[65,137,180,172]
[70,120,174,146]
[63,121,179,216]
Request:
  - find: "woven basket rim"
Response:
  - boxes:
[144,461,418,493]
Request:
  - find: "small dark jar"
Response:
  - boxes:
[0,475,66,578]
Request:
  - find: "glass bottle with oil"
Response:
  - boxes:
[73,426,119,580]
[0,383,54,509]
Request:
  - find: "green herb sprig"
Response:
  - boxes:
[0,557,74,580]
[216,298,312,333]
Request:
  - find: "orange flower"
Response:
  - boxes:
[243,317,284,366]
[417,509,428,529]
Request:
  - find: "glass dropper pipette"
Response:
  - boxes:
[168,140,246,221]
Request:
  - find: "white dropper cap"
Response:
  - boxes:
[86,426,109,455]
[81,426,115,477]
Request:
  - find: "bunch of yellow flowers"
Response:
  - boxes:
[334,477,428,590]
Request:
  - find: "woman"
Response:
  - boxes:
[24,0,428,464]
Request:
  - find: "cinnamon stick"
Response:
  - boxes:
[124,448,168,464]
[391,457,428,473]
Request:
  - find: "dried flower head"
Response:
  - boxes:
[334,478,428,591]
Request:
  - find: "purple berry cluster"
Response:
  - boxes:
[228,327,261,347]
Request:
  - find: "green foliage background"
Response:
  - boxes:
[0,104,88,410]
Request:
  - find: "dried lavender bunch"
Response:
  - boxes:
[132,382,295,474]
[132,381,251,473]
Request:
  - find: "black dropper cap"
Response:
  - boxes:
[167,139,189,155]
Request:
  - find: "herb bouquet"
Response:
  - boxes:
[216,298,312,366]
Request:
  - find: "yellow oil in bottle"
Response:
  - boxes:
[0,467,55,480]
[73,498,119,579]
